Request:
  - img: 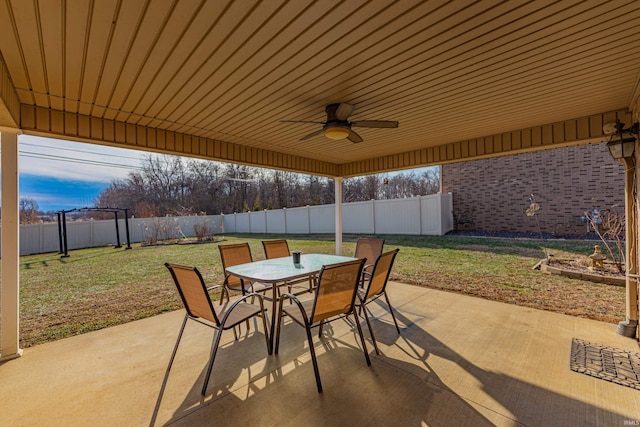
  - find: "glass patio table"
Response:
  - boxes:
[225,253,357,346]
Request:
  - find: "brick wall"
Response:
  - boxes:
[440,142,625,236]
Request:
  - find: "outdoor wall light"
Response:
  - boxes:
[604,120,638,160]
[324,124,350,140]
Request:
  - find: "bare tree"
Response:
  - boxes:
[185,160,225,214]
[19,197,40,224]
[345,168,440,202]
[93,154,438,216]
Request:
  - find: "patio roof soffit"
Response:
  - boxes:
[631,77,640,122]
[0,53,20,129]
[338,109,635,177]
[19,105,632,179]
[3,0,640,177]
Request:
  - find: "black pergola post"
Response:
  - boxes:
[61,211,69,257]
[113,210,122,248]
[57,212,63,254]
[124,208,132,249]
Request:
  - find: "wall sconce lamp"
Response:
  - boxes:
[604,120,639,160]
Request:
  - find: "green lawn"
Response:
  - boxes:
[9,233,625,347]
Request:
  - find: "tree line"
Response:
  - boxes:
[19,154,439,222]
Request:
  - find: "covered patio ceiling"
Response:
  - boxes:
[1,0,640,178]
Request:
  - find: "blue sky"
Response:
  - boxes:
[20,176,111,211]
[9,134,438,213]
[16,135,146,212]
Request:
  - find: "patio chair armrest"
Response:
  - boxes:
[234,291,265,305]
[280,292,299,302]
[279,293,310,324]
[206,284,223,292]
[220,292,267,325]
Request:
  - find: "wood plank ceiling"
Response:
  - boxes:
[1,0,639,177]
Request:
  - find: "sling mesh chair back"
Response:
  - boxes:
[164,262,271,395]
[262,239,315,293]
[262,239,291,259]
[356,248,401,355]
[274,258,370,393]
[354,237,385,285]
[219,243,272,300]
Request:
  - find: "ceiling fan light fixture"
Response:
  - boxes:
[324,126,350,140]
[285,102,398,143]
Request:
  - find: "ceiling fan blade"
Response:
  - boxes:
[280,120,325,124]
[335,103,355,121]
[299,129,325,141]
[351,120,399,128]
[347,129,363,143]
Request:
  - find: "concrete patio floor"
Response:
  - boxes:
[1,282,639,426]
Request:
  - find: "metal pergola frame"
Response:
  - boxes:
[56,207,131,257]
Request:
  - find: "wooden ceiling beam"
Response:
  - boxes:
[20,103,632,179]
[19,104,339,177]
[338,109,633,178]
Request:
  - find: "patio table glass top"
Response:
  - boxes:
[224,253,357,283]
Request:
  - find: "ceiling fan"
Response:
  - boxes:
[281,103,399,143]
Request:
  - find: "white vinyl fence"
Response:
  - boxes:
[6,193,453,256]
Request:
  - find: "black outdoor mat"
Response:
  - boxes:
[570,338,640,390]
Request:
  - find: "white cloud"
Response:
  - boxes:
[17,135,146,183]
[28,191,95,207]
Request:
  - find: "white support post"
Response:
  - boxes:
[335,177,343,255]
[619,156,639,337]
[0,128,22,361]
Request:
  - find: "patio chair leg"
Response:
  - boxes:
[361,305,380,355]
[166,315,189,375]
[384,292,401,334]
[201,328,225,396]
[352,311,372,366]
[221,286,231,304]
[305,324,323,393]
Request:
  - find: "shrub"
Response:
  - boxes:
[193,215,216,242]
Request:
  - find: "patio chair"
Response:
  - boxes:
[274,258,371,393]
[164,262,271,396]
[262,239,292,259]
[262,239,315,293]
[355,249,401,355]
[219,243,273,301]
[354,237,385,286]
